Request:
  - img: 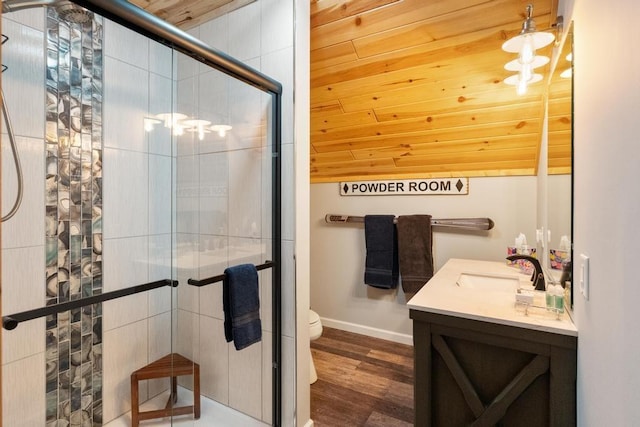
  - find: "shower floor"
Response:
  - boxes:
[104,386,268,426]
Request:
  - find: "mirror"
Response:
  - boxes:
[547,22,574,308]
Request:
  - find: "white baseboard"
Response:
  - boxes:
[302,419,314,427]
[319,317,413,346]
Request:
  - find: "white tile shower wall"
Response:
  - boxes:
[149,154,173,235]
[148,233,174,316]
[102,236,150,331]
[103,57,149,154]
[1,7,45,31]
[1,246,46,363]
[174,1,297,423]
[1,353,46,427]
[229,148,263,238]
[199,152,229,235]
[229,339,263,418]
[261,46,295,146]
[228,1,261,61]
[1,14,48,426]
[99,22,177,424]
[199,15,229,59]
[102,319,149,422]
[1,136,45,248]
[102,148,150,239]
[1,18,45,140]
[148,73,174,157]
[104,19,149,70]
[260,0,294,56]
[261,331,274,424]
[149,38,174,79]
[147,311,173,398]
[198,314,230,402]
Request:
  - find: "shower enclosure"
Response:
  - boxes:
[1,0,292,425]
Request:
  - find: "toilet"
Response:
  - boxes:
[309,309,323,384]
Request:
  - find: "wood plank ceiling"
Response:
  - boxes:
[135,0,570,183]
[310,0,568,183]
[130,0,255,29]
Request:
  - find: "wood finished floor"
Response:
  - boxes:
[310,327,414,426]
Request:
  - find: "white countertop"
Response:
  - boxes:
[407,258,578,337]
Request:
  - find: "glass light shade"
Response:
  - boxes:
[143,117,162,132]
[504,73,543,86]
[155,112,188,128]
[502,31,555,53]
[183,119,212,141]
[505,55,549,71]
[560,68,572,79]
[518,34,536,64]
[211,124,232,137]
[504,73,543,96]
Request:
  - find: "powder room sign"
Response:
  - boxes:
[340,178,469,196]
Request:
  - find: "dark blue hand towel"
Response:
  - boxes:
[364,215,399,289]
[223,264,262,350]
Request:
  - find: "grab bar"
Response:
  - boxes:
[2,279,178,330]
[325,214,494,231]
[187,261,274,287]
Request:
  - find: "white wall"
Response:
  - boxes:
[293,0,312,425]
[310,177,537,343]
[571,0,640,424]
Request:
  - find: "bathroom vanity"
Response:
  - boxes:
[408,258,577,426]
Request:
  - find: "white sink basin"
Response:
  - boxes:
[456,271,521,293]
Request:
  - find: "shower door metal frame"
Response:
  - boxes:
[72,0,284,424]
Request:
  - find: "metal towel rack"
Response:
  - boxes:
[187,261,274,287]
[2,279,178,330]
[325,214,494,231]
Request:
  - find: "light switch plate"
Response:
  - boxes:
[580,254,590,300]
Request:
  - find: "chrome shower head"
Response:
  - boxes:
[1,0,92,24]
[54,1,92,24]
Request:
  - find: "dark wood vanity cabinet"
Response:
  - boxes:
[410,310,577,427]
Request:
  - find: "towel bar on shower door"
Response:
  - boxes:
[187,261,274,287]
[324,214,495,231]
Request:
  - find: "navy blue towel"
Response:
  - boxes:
[364,215,399,289]
[223,264,262,350]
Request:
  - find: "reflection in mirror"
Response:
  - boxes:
[547,22,573,308]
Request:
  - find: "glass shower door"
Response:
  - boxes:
[1,2,283,425]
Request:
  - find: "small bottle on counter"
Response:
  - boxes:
[554,284,565,313]
[546,284,555,310]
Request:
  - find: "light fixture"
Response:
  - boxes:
[143,117,162,132]
[211,124,232,138]
[502,4,563,95]
[154,112,189,135]
[144,113,233,140]
[183,119,212,141]
[155,112,187,129]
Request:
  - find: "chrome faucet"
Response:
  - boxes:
[506,254,546,291]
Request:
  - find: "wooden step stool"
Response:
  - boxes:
[130,353,200,426]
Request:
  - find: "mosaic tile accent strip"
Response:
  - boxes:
[45,7,103,427]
